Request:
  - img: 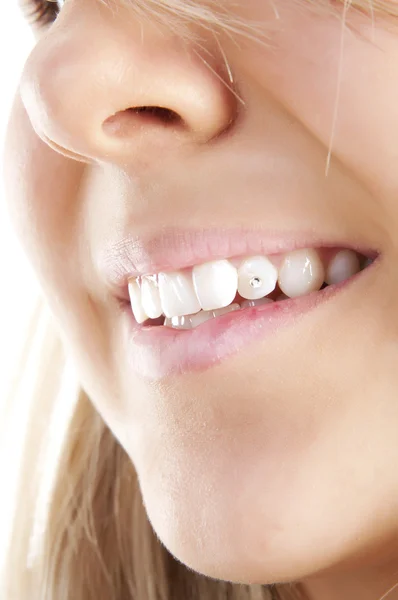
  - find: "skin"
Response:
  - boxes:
[4,0,398,598]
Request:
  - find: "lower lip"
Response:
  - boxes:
[121,273,362,380]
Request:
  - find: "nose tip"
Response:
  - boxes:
[20,10,238,164]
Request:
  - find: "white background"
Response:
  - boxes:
[0,5,39,402]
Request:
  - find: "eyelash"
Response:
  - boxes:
[22,0,62,27]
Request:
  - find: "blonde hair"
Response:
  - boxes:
[2,1,398,599]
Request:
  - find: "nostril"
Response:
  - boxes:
[102,105,186,138]
[132,106,183,126]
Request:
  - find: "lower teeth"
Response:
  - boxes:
[164,303,240,330]
[160,295,285,330]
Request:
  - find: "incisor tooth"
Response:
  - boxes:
[211,304,240,317]
[140,276,163,319]
[325,250,360,285]
[278,249,324,298]
[164,311,214,329]
[238,256,277,300]
[241,298,274,308]
[158,271,201,318]
[193,259,238,311]
[189,310,214,328]
[170,315,192,330]
[128,279,148,324]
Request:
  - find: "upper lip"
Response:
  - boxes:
[97,226,375,297]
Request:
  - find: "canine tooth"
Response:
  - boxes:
[192,259,238,311]
[128,278,148,324]
[211,303,240,317]
[325,250,361,285]
[141,276,163,319]
[158,271,201,318]
[278,249,324,298]
[241,298,274,308]
[238,256,278,300]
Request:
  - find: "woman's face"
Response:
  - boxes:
[5,0,398,595]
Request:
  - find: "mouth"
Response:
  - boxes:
[116,245,376,378]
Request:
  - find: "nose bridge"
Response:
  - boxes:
[20,3,237,164]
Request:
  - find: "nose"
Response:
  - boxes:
[19,0,237,164]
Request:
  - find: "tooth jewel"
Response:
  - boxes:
[158,271,201,318]
[128,278,148,324]
[278,249,325,298]
[140,276,163,319]
[192,259,238,311]
[238,256,277,300]
[325,250,361,285]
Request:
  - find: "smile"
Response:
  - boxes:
[114,241,377,379]
[127,248,371,330]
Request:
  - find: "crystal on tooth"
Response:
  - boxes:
[238,256,278,300]
[278,249,325,298]
[325,250,361,285]
[140,275,163,319]
[158,271,201,318]
[128,278,148,324]
[192,259,238,311]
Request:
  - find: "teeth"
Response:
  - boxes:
[278,249,324,298]
[211,304,240,318]
[325,249,361,285]
[164,311,213,330]
[164,303,240,330]
[192,259,238,311]
[170,315,196,330]
[158,271,201,318]
[241,297,274,308]
[237,256,277,300]
[140,276,163,319]
[128,279,148,324]
[128,248,362,324]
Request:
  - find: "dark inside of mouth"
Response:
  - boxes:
[140,252,374,328]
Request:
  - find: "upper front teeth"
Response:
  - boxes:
[237,255,278,299]
[127,248,362,324]
[158,271,201,318]
[141,275,163,319]
[192,259,238,311]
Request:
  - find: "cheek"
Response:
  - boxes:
[4,94,114,390]
[237,5,398,194]
[4,94,81,292]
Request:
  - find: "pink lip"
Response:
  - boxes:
[99,227,375,293]
[121,268,368,380]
